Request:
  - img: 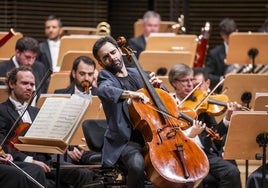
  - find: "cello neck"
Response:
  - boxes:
[117,37,169,122]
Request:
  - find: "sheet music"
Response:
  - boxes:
[24,95,90,142]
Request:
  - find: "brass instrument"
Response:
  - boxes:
[96,22,111,36]
[0,28,15,47]
[171,14,186,34]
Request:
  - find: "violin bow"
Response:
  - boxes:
[194,78,225,111]
[178,81,202,107]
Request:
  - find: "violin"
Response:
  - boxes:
[81,80,90,94]
[6,122,31,150]
[118,36,209,188]
[182,88,250,116]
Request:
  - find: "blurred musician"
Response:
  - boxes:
[204,18,238,93]
[127,11,161,59]
[37,15,63,73]
[0,37,48,94]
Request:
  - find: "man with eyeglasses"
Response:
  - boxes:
[0,37,49,94]
[168,63,242,188]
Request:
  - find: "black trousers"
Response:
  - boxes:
[247,163,268,188]
[0,162,47,188]
[207,154,242,188]
[119,141,145,188]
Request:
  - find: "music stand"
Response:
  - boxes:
[222,74,268,109]
[224,111,268,188]
[254,92,268,111]
[226,32,268,72]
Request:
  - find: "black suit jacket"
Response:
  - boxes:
[204,43,229,92]
[38,40,53,71]
[127,34,146,59]
[0,99,50,162]
[0,58,49,93]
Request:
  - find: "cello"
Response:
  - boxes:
[117,37,209,188]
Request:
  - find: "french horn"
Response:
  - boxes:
[96,22,111,36]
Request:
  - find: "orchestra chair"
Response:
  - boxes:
[0,85,8,104]
[134,20,177,37]
[0,58,9,62]
[138,51,194,75]
[60,50,102,71]
[145,34,197,54]
[46,71,70,94]
[0,30,23,59]
[62,26,97,36]
[70,96,106,147]
[57,35,102,68]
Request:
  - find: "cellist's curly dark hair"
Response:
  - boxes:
[6,66,33,94]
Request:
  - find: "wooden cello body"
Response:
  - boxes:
[129,88,209,188]
[117,37,209,188]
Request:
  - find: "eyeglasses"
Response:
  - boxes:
[175,78,194,84]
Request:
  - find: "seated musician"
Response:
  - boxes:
[204,18,238,93]
[92,36,207,188]
[127,10,161,59]
[168,63,242,188]
[54,55,98,164]
[0,36,49,94]
[0,66,95,188]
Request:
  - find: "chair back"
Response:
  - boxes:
[82,119,107,152]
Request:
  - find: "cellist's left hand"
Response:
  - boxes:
[149,72,162,88]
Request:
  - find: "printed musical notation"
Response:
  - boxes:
[24,95,90,142]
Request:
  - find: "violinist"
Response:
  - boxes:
[168,63,242,188]
[0,66,95,188]
[54,55,98,164]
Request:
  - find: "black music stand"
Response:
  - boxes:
[224,111,268,188]
[226,32,268,73]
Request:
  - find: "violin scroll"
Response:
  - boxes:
[81,80,90,94]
